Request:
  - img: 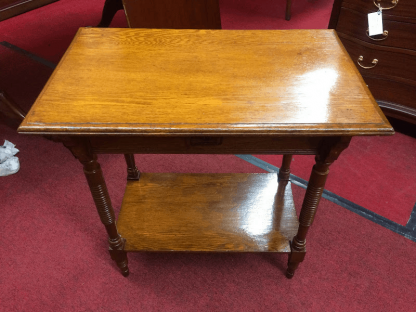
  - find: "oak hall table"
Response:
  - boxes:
[18,28,394,278]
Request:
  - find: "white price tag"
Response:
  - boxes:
[368,11,383,36]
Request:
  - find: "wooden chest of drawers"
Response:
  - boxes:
[329,0,416,124]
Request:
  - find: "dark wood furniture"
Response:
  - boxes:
[98,0,221,28]
[97,0,293,27]
[0,0,58,21]
[122,0,221,29]
[97,0,123,27]
[286,0,292,20]
[0,90,26,129]
[18,28,393,278]
[1,0,59,129]
[329,0,416,124]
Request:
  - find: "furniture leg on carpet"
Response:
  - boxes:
[97,0,124,27]
[124,154,140,181]
[278,154,292,185]
[63,138,130,277]
[285,0,292,21]
[286,137,351,278]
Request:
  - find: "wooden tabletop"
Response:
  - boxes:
[19,28,393,136]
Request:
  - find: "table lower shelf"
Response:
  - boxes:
[117,173,299,253]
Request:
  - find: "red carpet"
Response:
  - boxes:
[256,132,416,225]
[1,123,416,311]
[1,0,416,310]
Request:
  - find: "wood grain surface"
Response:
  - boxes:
[117,173,298,252]
[18,28,393,136]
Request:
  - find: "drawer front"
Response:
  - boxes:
[339,36,416,82]
[337,8,416,51]
[343,0,416,20]
[363,74,416,110]
[90,136,322,155]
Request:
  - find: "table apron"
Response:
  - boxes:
[89,136,325,154]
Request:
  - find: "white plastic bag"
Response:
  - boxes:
[0,140,20,176]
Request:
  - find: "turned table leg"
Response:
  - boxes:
[285,0,292,21]
[63,138,129,277]
[124,154,140,180]
[97,0,124,27]
[286,137,351,278]
[278,154,292,186]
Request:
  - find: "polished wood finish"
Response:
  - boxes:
[0,90,26,130]
[19,28,392,136]
[122,0,221,29]
[18,29,393,278]
[365,78,416,123]
[0,0,58,21]
[118,173,298,252]
[329,0,416,124]
[336,7,416,51]
[339,36,416,83]
[62,137,129,277]
[286,136,350,278]
[278,155,292,185]
[99,0,221,178]
[124,153,140,180]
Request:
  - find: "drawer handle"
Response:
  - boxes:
[189,137,223,146]
[366,29,388,41]
[357,56,378,69]
[373,0,398,10]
